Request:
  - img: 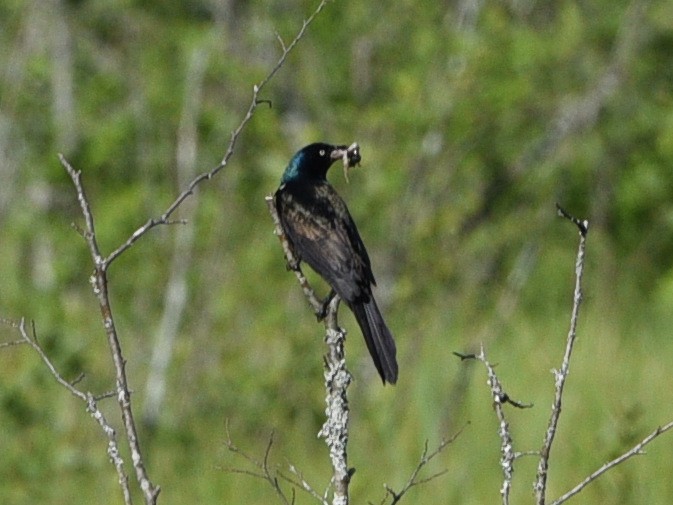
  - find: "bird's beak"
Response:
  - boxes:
[331,143,361,183]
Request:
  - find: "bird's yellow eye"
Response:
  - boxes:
[319,149,326,156]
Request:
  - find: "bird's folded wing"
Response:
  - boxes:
[279,202,368,302]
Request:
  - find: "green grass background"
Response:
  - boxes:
[2,0,673,503]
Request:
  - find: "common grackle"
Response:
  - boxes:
[274,143,398,384]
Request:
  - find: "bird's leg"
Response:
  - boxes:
[316,289,337,321]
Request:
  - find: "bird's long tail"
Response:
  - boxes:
[349,297,398,384]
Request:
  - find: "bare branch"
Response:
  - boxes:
[17,318,87,401]
[457,203,670,505]
[224,427,297,505]
[456,348,531,505]
[275,31,287,52]
[59,155,160,504]
[551,421,673,505]
[3,318,134,505]
[49,2,334,502]
[382,428,463,505]
[534,207,589,505]
[285,464,330,504]
[2,1,336,503]
[104,0,333,266]
[556,203,589,237]
[225,428,328,505]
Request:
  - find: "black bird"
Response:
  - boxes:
[274,143,398,384]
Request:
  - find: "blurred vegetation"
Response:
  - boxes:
[1,0,673,503]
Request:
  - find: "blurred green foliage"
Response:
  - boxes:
[1,0,673,503]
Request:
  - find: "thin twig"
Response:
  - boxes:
[550,420,673,505]
[514,450,541,459]
[225,430,328,505]
[555,204,588,237]
[534,206,589,505]
[382,428,464,505]
[6,318,134,505]
[104,0,333,267]
[285,464,330,504]
[224,427,297,505]
[18,318,88,401]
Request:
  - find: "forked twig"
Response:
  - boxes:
[534,205,588,504]
[101,0,334,267]
[224,430,292,504]
[60,156,159,505]
[2,318,133,505]
[47,1,333,503]
[381,428,464,505]
[225,424,332,505]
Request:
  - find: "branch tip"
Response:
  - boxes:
[555,203,589,236]
[453,351,477,361]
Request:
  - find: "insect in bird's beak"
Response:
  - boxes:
[331,143,361,183]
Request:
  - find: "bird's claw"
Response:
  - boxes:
[286,258,300,271]
[316,289,337,321]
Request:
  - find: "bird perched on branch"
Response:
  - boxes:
[274,143,398,384]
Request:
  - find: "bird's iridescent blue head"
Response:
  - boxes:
[281,143,361,184]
